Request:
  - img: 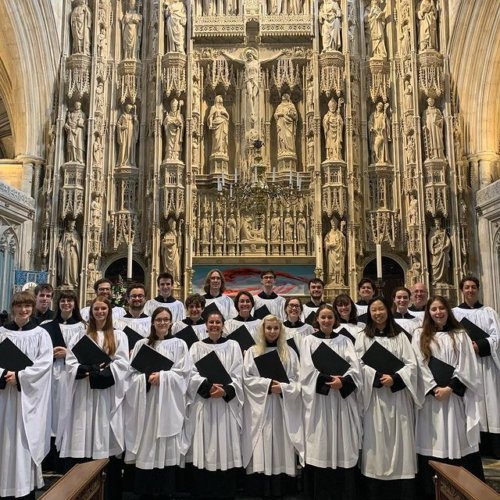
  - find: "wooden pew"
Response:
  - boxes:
[40,459,108,500]
[430,460,500,500]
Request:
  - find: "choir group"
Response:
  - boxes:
[0,269,499,500]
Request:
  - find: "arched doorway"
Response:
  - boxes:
[104,258,145,287]
[363,257,405,299]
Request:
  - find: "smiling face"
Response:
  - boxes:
[393,290,410,313]
[263,318,281,344]
[159,277,173,298]
[359,282,374,301]
[153,310,172,337]
[91,300,109,324]
[369,299,388,330]
[209,272,222,294]
[36,289,53,313]
[59,297,75,315]
[317,307,336,333]
[412,283,428,308]
[309,282,324,301]
[13,302,33,324]
[128,287,146,310]
[96,282,112,300]
[187,301,203,321]
[286,299,302,321]
[336,300,351,321]
[206,313,224,339]
[237,293,253,317]
[429,299,448,329]
[261,272,276,292]
[461,280,479,305]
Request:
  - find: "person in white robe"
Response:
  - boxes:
[242,315,304,498]
[124,306,192,496]
[283,297,314,356]
[183,311,243,499]
[300,278,326,324]
[355,297,423,499]
[355,277,375,321]
[0,291,52,499]
[332,293,365,343]
[202,269,237,320]
[144,272,185,321]
[412,295,484,499]
[301,304,362,500]
[408,282,428,321]
[253,270,286,321]
[392,286,422,337]
[80,278,126,322]
[224,291,261,339]
[452,276,500,458]
[171,293,208,343]
[40,290,86,473]
[57,296,129,495]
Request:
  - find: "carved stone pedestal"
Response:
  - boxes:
[200,242,210,256]
[209,153,229,175]
[117,59,142,103]
[367,58,390,102]
[319,51,344,96]
[240,240,266,256]
[418,50,444,98]
[271,243,281,255]
[324,284,349,301]
[297,242,306,256]
[66,54,91,99]
[277,154,297,173]
[162,53,187,97]
[227,243,237,256]
[60,162,85,220]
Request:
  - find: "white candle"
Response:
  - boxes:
[235,169,238,183]
[217,177,222,191]
[289,170,292,185]
[229,184,233,198]
[127,242,133,279]
[376,243,382,279]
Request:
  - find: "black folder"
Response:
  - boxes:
[227,325,256,351]
[131,344,174,374]
[358,313,368,323]
[195,350,232,385]
[42,321,66,348]
[312,342,350,376]
[202,302,223,321]
[123,326,144,350]
[175,325,199,348]
[254,304,272,320]
[361,341,405,375]
[304,310,316,326]
[0,338,34,371]
[460,317,489,342]
[338,327,355,343]
[428,356,455,387]
[254,349,289,383]
[287,337,300,356]
[72,335,112,366]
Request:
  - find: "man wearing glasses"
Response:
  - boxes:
[80,278,126,321]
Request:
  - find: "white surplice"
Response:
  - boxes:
[452,305,500,434]
[242,345,304,476]
[204,294,238,320]
[124,337,192,469]
[57,329,129,459]
[183,339,243,470]
[412,328,481,459]
[0,325,53,497]
[253,294,287,321]
[301,334,362,469]
[355,332,423,480]
[172,319,208,340]
[144,298,186,322]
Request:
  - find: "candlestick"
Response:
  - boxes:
[376,243,382,279]
[127,242,133,279]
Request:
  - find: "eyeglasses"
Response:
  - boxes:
[154,318,171,323]
[287,304,301,309]
[130,294,145,299]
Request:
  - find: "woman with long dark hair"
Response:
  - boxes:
[301,304,362,500]
[224,291,260,337]
[0,292,52,499]
[332,293,364,342]
[58,296,129,485]
[412,295,484,499]
[124,306,192,497]
[355,297,421,499]
[242,315,304,498]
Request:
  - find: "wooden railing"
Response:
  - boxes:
[430,460,500,500]
[40,459,108,500]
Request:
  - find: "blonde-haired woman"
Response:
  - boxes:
[242,315,304,499]
[58,296,129,493]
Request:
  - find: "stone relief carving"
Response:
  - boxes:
[368,101,391,164]
[422,97,445,160]
[428,218,451,285]
[324,217,346,285]
[117,103,139,166]
[122,0,143,60]
[323,97,343,161]
[161,217,181,284]
[274,93,298,157]
[71,0,92,56]
[64,101,86,164]
[365,0,387,59]
[319,0,342,52]
[207,95,229,157]
[165,0,187,54]
[57,219,81,287]
[417,0,438,51]
[163,98,184,161]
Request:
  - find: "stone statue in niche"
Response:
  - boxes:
[368,101,391,164]
[364,0,387,59]
[161,217,181,284]
[270,212,281,240]
[422,97,445,160]
[200,215,211,241]
[223,48,282,128]
[274,94,298,157]
[407,195,418,225]
[297,213,307,242]
[214,212,224,241]
[57,219,81,288]
[165,0,186,54]
[306,74,314,113]
[403,80,413,111]
[92,134,104,166]
[284,211,294,241]
[64,101,86,164]
[400,22,411,56]
[122,0,143,60]
[117,104,139,167]
[226,213,237,244]
[324,217,346,285]
[323,97,343,161]
[163,98,184,161]
[319,0,342,52]
[70,0,92,55]
[417,0,438,51]
[240,216,258,241]
[428,218,451,285]
[207,95,230,157]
